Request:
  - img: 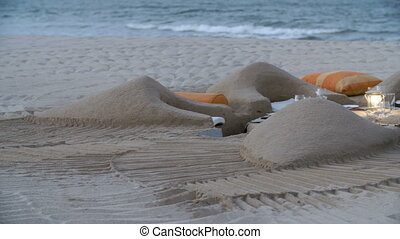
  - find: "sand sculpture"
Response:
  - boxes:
[27,62,367,136]
[240,98,399,169]
[26,76,240,129]
[207,62,355,120]
[378,71,400,99]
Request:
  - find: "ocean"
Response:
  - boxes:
[0,0,399,41]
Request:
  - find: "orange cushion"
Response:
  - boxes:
[175,92,229,105]
[301,71,382,96]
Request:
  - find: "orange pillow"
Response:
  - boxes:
[301,71,382,96]
[175,92,229,105]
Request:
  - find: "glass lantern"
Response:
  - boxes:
[365,91,384,112]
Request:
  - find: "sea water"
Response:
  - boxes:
[0,0,399,41]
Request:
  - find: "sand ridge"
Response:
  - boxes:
[207,62,355,117]
[25,76,226,128]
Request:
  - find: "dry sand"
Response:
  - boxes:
[1,36,400,223]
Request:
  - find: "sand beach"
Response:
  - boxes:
[1,36,400,223]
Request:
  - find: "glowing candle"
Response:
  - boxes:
[365,92,384,110]
[370,94,383,107]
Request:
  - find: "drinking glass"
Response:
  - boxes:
[384,93,396,110]
[375,93,395,119]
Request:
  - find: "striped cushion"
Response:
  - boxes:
[301,71,382,96]
[175,92,229,105]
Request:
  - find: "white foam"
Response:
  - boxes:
[126,23,340,39]
[125,23,156,30]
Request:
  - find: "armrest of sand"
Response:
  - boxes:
[378,71,400,99]
[26,76,237,129]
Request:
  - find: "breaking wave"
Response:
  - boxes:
[126,23,342,39]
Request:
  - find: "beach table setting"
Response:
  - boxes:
[246,87,399,133]
[353,90,400,128]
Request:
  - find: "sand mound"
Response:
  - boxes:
[26,76,238,128]
[240,98,399,169]
[379,71,400,99]
[207,62,355,119]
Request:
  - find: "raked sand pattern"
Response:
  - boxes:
[1,119,400,223]
[1,36,400,223]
